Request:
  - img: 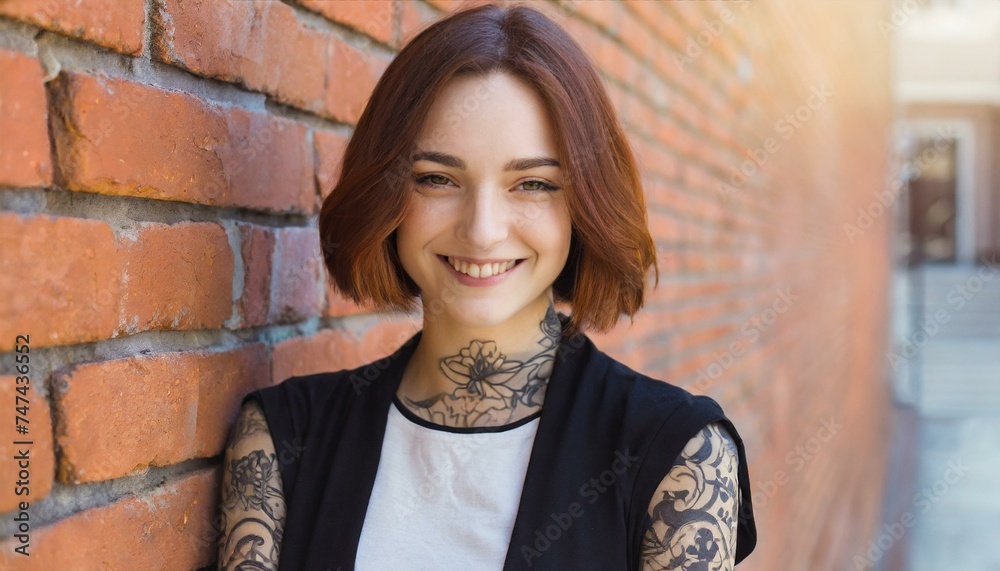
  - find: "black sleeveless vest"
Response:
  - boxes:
[243,318,758,569]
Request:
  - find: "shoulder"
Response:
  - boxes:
[677,421,740,469]
[577,340,758,565]
[567,340,730,457]
[588,345,698,410]
[594,350,721,439]
[239,364,377,454]
[228,397,273,449]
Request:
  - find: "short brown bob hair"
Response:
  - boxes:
[319,1,658,339]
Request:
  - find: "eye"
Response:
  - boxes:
[413,174,452,188]
[518,179,560,192]
[413,174,560,193]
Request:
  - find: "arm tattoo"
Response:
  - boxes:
[400,303,561,427]
[218,400,287,571]
[232,402,270,439]
[640,422,740,570]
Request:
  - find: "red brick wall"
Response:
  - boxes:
[0,1,893,569]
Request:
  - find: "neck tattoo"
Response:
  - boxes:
[401,304,563,428]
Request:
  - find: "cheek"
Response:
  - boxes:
[395,199,455,274]
[396,201,435,252]
[546,203,573,258]
[520,203,572,263]
[394,217,424,275]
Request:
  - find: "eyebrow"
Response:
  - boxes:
[411,150,561,172]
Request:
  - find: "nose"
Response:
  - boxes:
[456,186,509,251]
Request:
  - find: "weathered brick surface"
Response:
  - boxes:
[236,223,275,329]
[0,375,54,512]
[297,0,395,45]
[314,129,349,201]
[269,226,325,324]
[234,224,325,328]
[0,0,144,55]
[0,214,235,351]
[51,345,268,484]
[121,221,235,335]
[49,71,315,214]
[154,0,390,124]
[153,0,327,116]
[272,316,420,383]
[0,49,51,188]
[0,467,221,569]
[399,0,441,44]
[0,213,125,351]
[324,38,391,124]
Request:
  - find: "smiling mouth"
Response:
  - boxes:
[439,255,525,278]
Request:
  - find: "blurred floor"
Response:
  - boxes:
[909,416,1000,571]
[884,263,1000,571]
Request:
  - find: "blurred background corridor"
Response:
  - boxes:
[882,0,1000,568]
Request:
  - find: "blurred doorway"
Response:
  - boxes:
[907,136,957,265]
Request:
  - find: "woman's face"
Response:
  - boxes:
[396,72,572,330]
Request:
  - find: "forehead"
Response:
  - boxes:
[414,72,560,164]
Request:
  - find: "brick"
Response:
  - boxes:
[51,344,267,483]
[0,49,52,188]
[154,0,389,124]
[0,375,55,512]
[236,223,275,329]
[0,213,125,351]
[235,224,324,328]
[566,0,624,36]
[121,221,235,335]
[599,43,638,86]
[49,71,314,214]
[0,0,144,55]
[0,467,220,569]
[297,0,395,45]
[272,316,420,383]
[619,13,654,63]
[269,227,325,324]
[314,129,349,202]
[399,0,441,46]
[325,38,391,124]
[424,0,476,11]
[665,0,711,33]
[0,214,237,351]
[427,0,490,12]
[621,0,666,31]
[153,0,327,116]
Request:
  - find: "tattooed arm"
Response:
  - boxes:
[639,422,740,571]
[217,399,287,571]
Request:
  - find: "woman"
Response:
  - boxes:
[217,3,757,570]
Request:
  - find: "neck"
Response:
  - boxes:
[398,301,563,428]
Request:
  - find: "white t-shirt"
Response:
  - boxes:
[355,395,543,570]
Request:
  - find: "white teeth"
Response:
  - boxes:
[447,256,517,278]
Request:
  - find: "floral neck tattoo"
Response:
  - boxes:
[400,304,562,428]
